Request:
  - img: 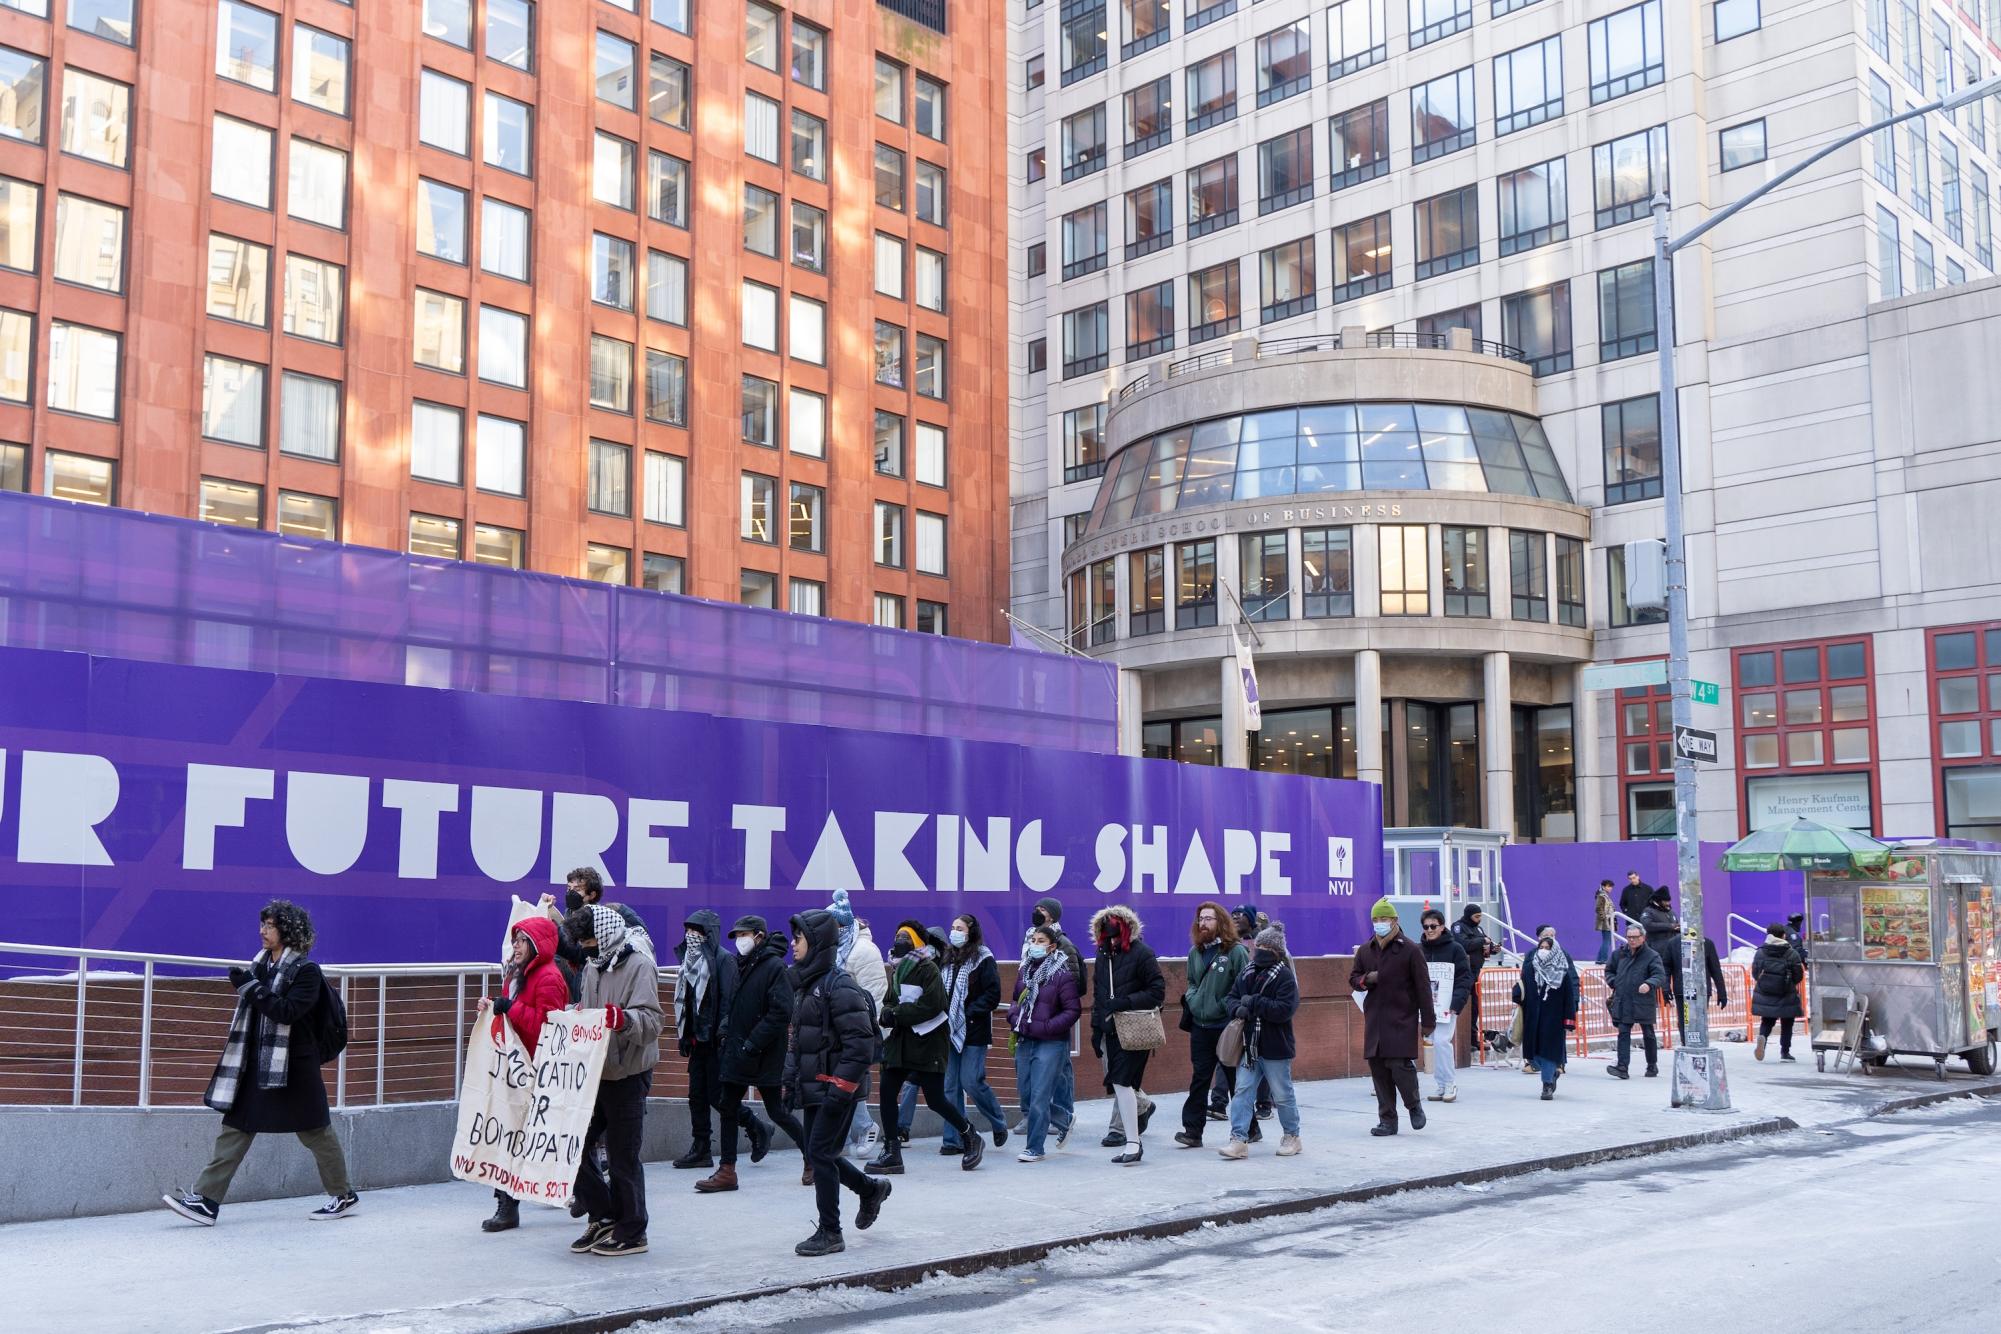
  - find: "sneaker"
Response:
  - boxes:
[1016,1150,1046,1163]
[1218,1138,1249,1160]
[591,1234,648,1257]
[992,1125,1008,1148]
[162,1190,218,1227]
[308,1192,360,1221]
[795,1224,845,1257]
[1644,1067,1660,1078]
[1054,1122,1072,1151]
[1435,1088,1458,1103]
[1607,1066,1630,1080]
[570,1220,613,1254]
[1100,1130,1127,1149]
[1780,1052,1797,1062]
[1540,1085,1555,1101]
[1255,1102,1274,1122]
[1755,1032,1768,1061]
[1247,1121,1263,1144]
[938,1143,963,1156]
[1206,1107,1227,1122]
[1277,1135,1302,1157]
[856,1179,890,1231]
[861,1122,882,1154]
[1172,1130,1202,1149]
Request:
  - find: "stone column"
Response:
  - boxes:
[1572,661,1602,840]
[1116,667,1146,758]
[1483,650,1515,835]
[1356,648,1384,788]
[1220,653,1250,769]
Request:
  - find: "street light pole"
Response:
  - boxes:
[1645,69,2001,1112]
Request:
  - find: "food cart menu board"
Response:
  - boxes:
[1973,888,1996,1023]
[1859,885,1931,962]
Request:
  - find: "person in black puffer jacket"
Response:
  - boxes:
[1750,926,1806,1062]
[1640,887,1684,1036]
[1091,905,1166,1166]
[697,916,808,1195]
[1449,903,1497,1049]
[784,910,888,1257]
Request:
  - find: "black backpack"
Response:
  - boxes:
[312,981,350,1063]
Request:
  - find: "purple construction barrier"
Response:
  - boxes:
[1500,841,1811,956]
[0,492,1119,753]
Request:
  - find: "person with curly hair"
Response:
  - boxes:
[164,900,357,1225]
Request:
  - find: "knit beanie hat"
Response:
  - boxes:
[1254,922,1288,956]
[828,888,855,928]
[1370,898,1399,922]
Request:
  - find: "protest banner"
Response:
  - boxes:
[449,1007,610,1205]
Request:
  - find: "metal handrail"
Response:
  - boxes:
[1725,912,1767,954]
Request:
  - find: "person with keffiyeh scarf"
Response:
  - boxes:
[164,900,355,1226]
[672,909,736,1170]
[937,913,1007,1155]
[1010,925,1080,1161]
[568,903,663,1257]
[1512,923,1581,1099]
[864,921,985,1175]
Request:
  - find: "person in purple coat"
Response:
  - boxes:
[1009,925,1081,1163]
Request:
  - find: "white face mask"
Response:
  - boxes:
[734,935,757,957]
[949,929,968,948]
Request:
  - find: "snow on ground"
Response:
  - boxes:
[641,1098,2001,1334]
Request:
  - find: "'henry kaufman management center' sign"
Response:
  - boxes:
[0,646,1383,961]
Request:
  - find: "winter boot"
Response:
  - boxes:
[959,1131,985,1170]
[800,1161,814,1187]
[694,1163,738,1193]
[864,1141,905,1176]
[482,1194,520,1232]
[672,1140,713,1170]
[857,1178,891,1230]
[747,1116,772,1164]
[795,1224,846,1257]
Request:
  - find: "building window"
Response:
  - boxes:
[1123,0,1169,57]
[1329,0,1388,79]
[740,570,777,610]
[408,513,461,561]
[743,92,780,164]
[645,350,688,426]
[915,334,946,398]
[742,280,779,351]
[1401,701,1481,826]
[60,69,130,168]
[410,401,462,484]
[1897,0,1921,88]
[1593,125,1667,229]
[1189,262,1241,343]
[1614,668,1671,832]
[1412,66,1475,163]
[202,355,265,447]
[1260,236,1317,321]
[1735,639,1876,831]
[594,132,636,210]
[1513,704,1576,842]
[1257,126,1314,215]
[1299,528,1354,617]
[915,247,945,311]
[1248,705,1335,777]
[483,92,533,175]
[1720,120,1766,171]
[1972,168,1992,269]
[1063,303,1110,377]
[916,75,947,140]
[1414,185,1478,279]
[1913,233,1935,292]
[1062,105,1107,182]
[596,30,637,109]
[1868,74,1896,192]
[875,144,905,209]
[1241,532,1290,621]
[745,1,782,70]
[1188,155,1239,237]
[472,525,522,569]
[474,414,524,495]
[286,140,347,229]
[46,322,119,418]
[1597,259,1659,362]
[412,289,465,372]
[642,554,685,594]
[790,579,825,618]
[280,372,340,461]
[644,451,686,526]
[1126,281,1175,360]
[1509,531,1548,621]
[741,375,779,447]
[1125,76,1172,159]
[1330,100,1389,191]
[741,471,777,544]
[52,194,124,292]
[1187,51,1237,133]
[417,179,467,264]
[875,501,905,567]
[648,152,689,227]
[1027,242,1046,278]
[1177,539,1218,628]
[212,116,273,207]
[1128,547,1166,635]
[585,439,630,517]
[292,25,349,115]
[67,1,137,48]
[875,411,904,476]
[1417,303,1481,345]
[649,54,691,129]
[422,0,471,47]
[873,592,905,629]
[590,335,632,412]
[1064,403,1108,482]
[1555,536,1586,627]
[284,255,344,343]
[41,449,114,505]
[792,110,827,182]
[0,180,36,275]
[1027,147,1045,183]
[483,198,531,280]
[1027,55,1045,90]
[1330,213,1389,304]
[1379,524,1429,615]
[593,232,636,308]
[1502,281,1572,376]
[1141,717,1225,766]
[1409,0,1470,48]
[1441,526,1487,616]
[1070,558,1113,645]
[420,70,471,154]
[1588,0,1664,104]
[1497,158,1567,257]
[1941,138,1961,246]
[1876,205,1901,299]
[790,294,826,364]
[583,544,627,585]
[916,421,946,487]
[216,1,278,92]
[876,233,906,298]
[791,388,826,458]
[1602,395,1662,504]
[1494,34,1562,136]
[278,491,338,541]
[1928,625,2001,838]
[914,160,946,225]
[647,251,687,325]
[1060,2,1108,85]
[1714,0,1759,41]
[1256,20,1312,108]
[1606,543,1666,627]
[915,511,947,576]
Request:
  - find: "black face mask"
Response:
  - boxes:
[1031,909,1048,928]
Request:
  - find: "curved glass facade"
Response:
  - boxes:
[1085,402,1572,535]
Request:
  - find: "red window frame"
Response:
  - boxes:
[1730,635,1880,837]
[1613,655,1671,839]
[1925,621,2001,837]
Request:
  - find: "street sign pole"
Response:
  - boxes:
[1654,197,1729,1111]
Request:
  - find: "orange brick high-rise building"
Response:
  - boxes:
[0,0,1008,638]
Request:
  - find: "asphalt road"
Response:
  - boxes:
[644,1097,2001,1334]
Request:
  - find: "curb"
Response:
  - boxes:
[518,1115,1801,1334]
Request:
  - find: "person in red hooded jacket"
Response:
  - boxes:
[480,915,573,1233]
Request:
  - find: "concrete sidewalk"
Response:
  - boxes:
[6,1049,1995,1334]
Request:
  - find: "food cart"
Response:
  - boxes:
[1802,845,2001,1078]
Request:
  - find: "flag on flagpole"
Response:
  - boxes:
[1235,632,1261,730]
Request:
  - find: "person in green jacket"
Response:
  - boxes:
[1174,901,1249,1149]
[864,921,985,1175]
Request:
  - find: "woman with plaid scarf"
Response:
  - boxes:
[163,900,356,1225]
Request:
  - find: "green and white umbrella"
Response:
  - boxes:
[1718,818,1894,873]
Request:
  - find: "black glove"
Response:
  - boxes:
[678,1036,693,1058]
[1091,1033,1105,1059]
[1231,1001,1251,1021]
[491,992,512,1015]
[228,966,252,989]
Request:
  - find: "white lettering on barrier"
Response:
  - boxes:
[18,750,119,866]
[733,804,787,890]
[182,764,275,871]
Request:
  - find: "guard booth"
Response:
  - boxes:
[1383,828,1513,945]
